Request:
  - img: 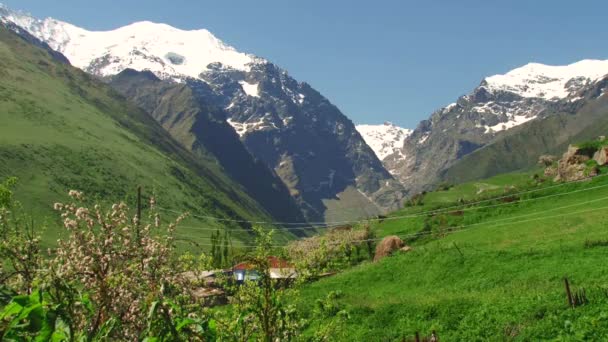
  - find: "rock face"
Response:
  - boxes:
[593,146,608,166]
[197,63,406,221]
[374,235,404,262]
[109,69,308,229]
[382,60,608,193]
[552,145,599,182]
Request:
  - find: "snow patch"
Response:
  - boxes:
[418,133,429,144]
[356,122,412,160]
[479,115,537,134]
[443,102,457,113]
[226,114,278,137]
[239,80,260,97]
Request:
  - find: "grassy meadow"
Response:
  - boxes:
[296,171,608,340]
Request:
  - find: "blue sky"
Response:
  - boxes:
[4,0,607,128]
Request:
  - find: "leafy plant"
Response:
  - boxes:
[215,226,303,341]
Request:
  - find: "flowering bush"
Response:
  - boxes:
[0,185,343,341]
[286,224,374,279]
[0,177,41,296]
[1,188,217,340]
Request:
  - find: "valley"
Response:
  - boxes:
[1,2,608,340]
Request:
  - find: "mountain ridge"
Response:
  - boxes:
[0,4,406,222]
[0,23,297,247]
[382,57,608,192]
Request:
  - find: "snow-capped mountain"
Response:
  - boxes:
[484,60,608,100]
[0,4,261,79]
[0,4,405,222]
[384,59,608,192]
[356,122,412,161]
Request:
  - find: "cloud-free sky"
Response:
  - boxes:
[5,0,607,128]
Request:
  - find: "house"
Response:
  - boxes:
[232,256,297,283]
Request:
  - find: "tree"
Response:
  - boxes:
[216,226,301,341]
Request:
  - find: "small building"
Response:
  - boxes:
[233,256,297,283]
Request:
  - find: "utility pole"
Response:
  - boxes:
[136,185,142,243]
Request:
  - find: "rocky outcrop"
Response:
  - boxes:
[593,146,608,166]
[553,145,598,182]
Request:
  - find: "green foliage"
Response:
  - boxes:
[210,229,233,268]
[435,182,453,192]
[575,139,608,154]
[215,226,303,341]
[0,189,217,340]
[405,192,426,207]
[142,297,217,341]
[287,224,374,281]
[583,238,608,249]
[584,160,599,176]
[0,177,42,297]
[0,289,67,341]
[0,177,17,209]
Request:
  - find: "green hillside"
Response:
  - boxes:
[296,170,608,340]
[0,26,293,248]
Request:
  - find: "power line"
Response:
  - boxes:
[170,197,608,247]
[160,178,608,229]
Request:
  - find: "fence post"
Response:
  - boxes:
[564,277,574,308]
[414,331,420,342]
[136,185,142,243]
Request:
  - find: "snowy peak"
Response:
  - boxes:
[483,59,608,100]
[0,4,262,79]
[356,122,412,161]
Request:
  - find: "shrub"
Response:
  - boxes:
[1,190,216,340]
[286,224,373,278]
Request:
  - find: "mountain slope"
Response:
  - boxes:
[109,69,309,230]
[198,62,406,222]
[0,23,288,247]
[383,59,608,192]
[443,76,608,183]
[0,5,406,222]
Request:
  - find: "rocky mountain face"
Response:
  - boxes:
[384,60,608,193]
[109,69,308,231]
[443,74,608,183]
[1,5,405,222]
[196,62,405,222]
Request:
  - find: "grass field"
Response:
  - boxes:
[296,171,608,340]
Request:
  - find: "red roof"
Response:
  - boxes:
[233,256,293,270]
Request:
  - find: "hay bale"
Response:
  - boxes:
[374,235,404,262]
